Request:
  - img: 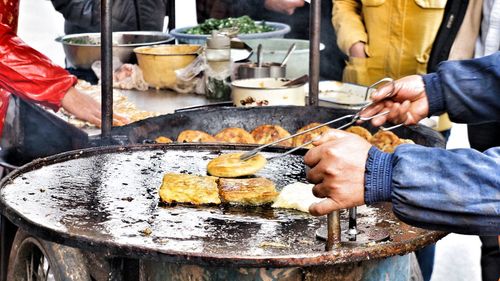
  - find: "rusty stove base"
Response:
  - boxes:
[139,254,415,281]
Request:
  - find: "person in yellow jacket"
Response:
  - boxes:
[332,0,452,136]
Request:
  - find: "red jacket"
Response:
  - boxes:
[0,0,76,136]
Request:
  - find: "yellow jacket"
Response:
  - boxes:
[333,0,447,86]
[332,0,451,131]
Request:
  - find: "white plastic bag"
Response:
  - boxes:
[173,55,206,95]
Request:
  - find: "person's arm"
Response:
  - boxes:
[364,53,500,127]
[50,0,100,28]
[366,145,500,235]
[0,24,128,126]
[306,54,500,235]
[423,52,500,124]
[305,129,500,236]
[264,0,304,15]
[332,0,367,56]
[0,24,75,110]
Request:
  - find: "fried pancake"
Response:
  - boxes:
[214,128,255,144]
[292,123,330,148]
[155,136,173,144]
[346,126,372,141]
[177,130,217,143]
[370,130,404,153]
[272,182,323,213]
[159,173,221,205]
[251,125,292,147]
[218,178,278,205]
[207,152,267,178]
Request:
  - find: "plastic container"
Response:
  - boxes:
[205,32,232,100]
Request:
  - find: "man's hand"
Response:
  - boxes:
[304,129,371,216]
[61,87,130,127]
[349,41,366,58]
[264,0,305,15]
[361,75,430,127]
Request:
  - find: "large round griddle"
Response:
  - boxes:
[0,144,445,267]
[109,106,444,148]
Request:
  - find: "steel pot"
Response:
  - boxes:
[56,31,174,69]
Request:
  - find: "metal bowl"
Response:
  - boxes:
[56,31,175,69]
[170,22,291,45]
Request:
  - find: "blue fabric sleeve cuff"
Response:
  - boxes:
[422,73,446,116]
[364,146,394,204]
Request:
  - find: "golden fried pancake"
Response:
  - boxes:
[159,173,221,205]
[177,130,216,143]
[293,123,330,148]
[346,126,373,141]
[207,152,266,178]
[214,128,255,144]
[218,178,278,205]
[370,130,404,153]
[251,125,292,147]
[155,136,173,144]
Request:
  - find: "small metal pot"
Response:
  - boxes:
[237,63,270,79]
[237,63,286,79]
[267,62,286,78]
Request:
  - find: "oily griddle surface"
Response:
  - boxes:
[0,145,444,267]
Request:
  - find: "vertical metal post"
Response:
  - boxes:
[348,207,358,241]
[308,0,321,106]
[309,0,340,250]
[167,0,176,31]
[101,0,113,140]
[326,211,341,251]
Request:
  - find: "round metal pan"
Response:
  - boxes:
[109,106,445,148]
[0,144,445,268]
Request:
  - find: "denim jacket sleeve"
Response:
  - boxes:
[423,52,500,123]
[364,53,500,235]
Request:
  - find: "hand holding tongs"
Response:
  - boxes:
[239,78,399,161]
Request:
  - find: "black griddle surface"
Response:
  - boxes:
[0,145,445,267]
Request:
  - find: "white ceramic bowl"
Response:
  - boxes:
[231,78,306,107]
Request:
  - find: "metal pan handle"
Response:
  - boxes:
[174,102,234,113]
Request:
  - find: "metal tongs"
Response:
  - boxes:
[239,78,396,161]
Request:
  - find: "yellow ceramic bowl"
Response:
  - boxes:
[134,45,201,89]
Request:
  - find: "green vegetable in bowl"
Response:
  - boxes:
[64,36,100,45]
[185,16,275,35]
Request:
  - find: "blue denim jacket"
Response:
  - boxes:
[364,52,500,235]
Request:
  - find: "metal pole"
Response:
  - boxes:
[348,207,358,241]
[308,0,321,106]
[326,211,341,251]
[308,0,341,250]
[167,0,176,31]
[101,0,113,140]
